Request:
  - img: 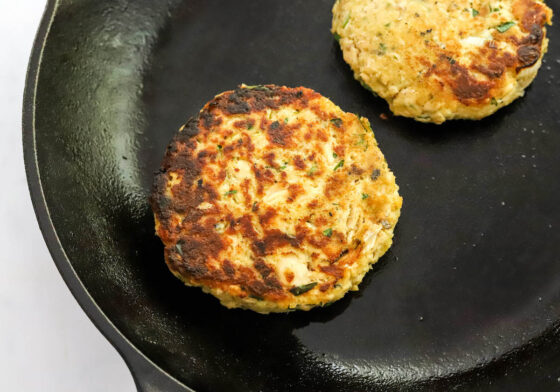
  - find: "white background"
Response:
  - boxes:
[0,1,136,391]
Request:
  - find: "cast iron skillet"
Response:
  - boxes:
[23,0,560,391]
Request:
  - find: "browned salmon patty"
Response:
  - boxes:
[151,84,402,313]
[332,0,553,123]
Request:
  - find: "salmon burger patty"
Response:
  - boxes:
[151,84,402,313]
[332,0,553,123]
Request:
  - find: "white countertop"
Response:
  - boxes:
[0,2,135,391]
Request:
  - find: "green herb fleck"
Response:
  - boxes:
[247,123,253,130]
[359,118,373,132]
[342,14,351,28]
[279,163,288,170]
[378,42,387,55]
[471,8,479,16]
[333,152,338,158]
[217,144,222,150]
[290,282,317,296]
[333,32,341,42]
[175,244,183,255]
[491,97,498,105]
[243,84,270,91]
[356,134,368,149]
[362,193,369,200]
[333,160,345,171]
[384,22,391,27]
[307,164,318,176]
[224,190,238,196]
[496,21,515,33]
[330,118,343,128]
[323,228,333,237]
[284,117,289,124]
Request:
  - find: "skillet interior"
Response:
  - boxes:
[29,0,560,390]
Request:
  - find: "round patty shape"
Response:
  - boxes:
[332,0,553,124]
[151,85,402,313]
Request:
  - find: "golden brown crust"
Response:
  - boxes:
[431,0,550,104]
[151,85,402,312]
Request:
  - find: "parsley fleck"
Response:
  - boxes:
[333,152,338,158]
[307,164,318,176]
[496,21,515,33]
[491,97,498,105]
[378,42,387,55]
[224,190,237,196]
[356,134,368,148]
[323,228,333,237]
[243,84,270,91]
[471,8,479,16]
[342,14,350,28]
[359,118,372,132]
[290,282,317,296]
[362,193,369,200]
[333,160,344,171]
[284,118,288,124]
[330,118,343,128]
[217,144,222,150]
[333,32,341,42]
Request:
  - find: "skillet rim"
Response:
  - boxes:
[21,1,191,390]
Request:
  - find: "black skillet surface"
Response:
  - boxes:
[24,0,560,391]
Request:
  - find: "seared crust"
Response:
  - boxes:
[332,0,553,123]
[151,85,402,313]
